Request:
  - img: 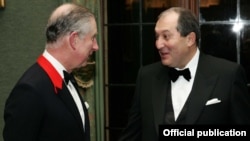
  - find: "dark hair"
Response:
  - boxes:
[159,7,200,45]
[46,4,94,43]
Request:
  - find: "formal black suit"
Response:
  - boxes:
[3,56,90,141]
[119,52,250,141]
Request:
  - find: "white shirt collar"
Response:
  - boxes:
[186,48,200,80]
[42,50,66,79]
[176,48,200,80]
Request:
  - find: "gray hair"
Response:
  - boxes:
[46,4,95,43]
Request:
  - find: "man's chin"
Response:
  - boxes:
[161,60,171,66]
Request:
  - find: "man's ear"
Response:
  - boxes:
[69,32,78,50]
[186,32,196,46]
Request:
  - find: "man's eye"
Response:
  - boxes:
[163,34,169,40]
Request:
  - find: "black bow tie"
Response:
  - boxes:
[169,68,191,82]
[63,70,76,85]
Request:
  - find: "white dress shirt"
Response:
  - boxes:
[171,49,200,120]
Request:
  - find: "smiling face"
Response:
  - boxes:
[155,11,196,69]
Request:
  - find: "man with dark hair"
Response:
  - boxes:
[119,7,250,141]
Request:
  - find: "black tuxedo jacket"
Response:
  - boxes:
[119,53,250,141]
[3,57,90,141]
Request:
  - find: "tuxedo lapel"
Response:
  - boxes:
[57,84,85,132]
[37,55,63,93]
[185,54,219,124]
[38,55,84,131]
[58,81,90,140]
[37,55,89,140]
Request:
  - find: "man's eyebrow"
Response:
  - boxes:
[155,30,171,35]
[161,30,171,33]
